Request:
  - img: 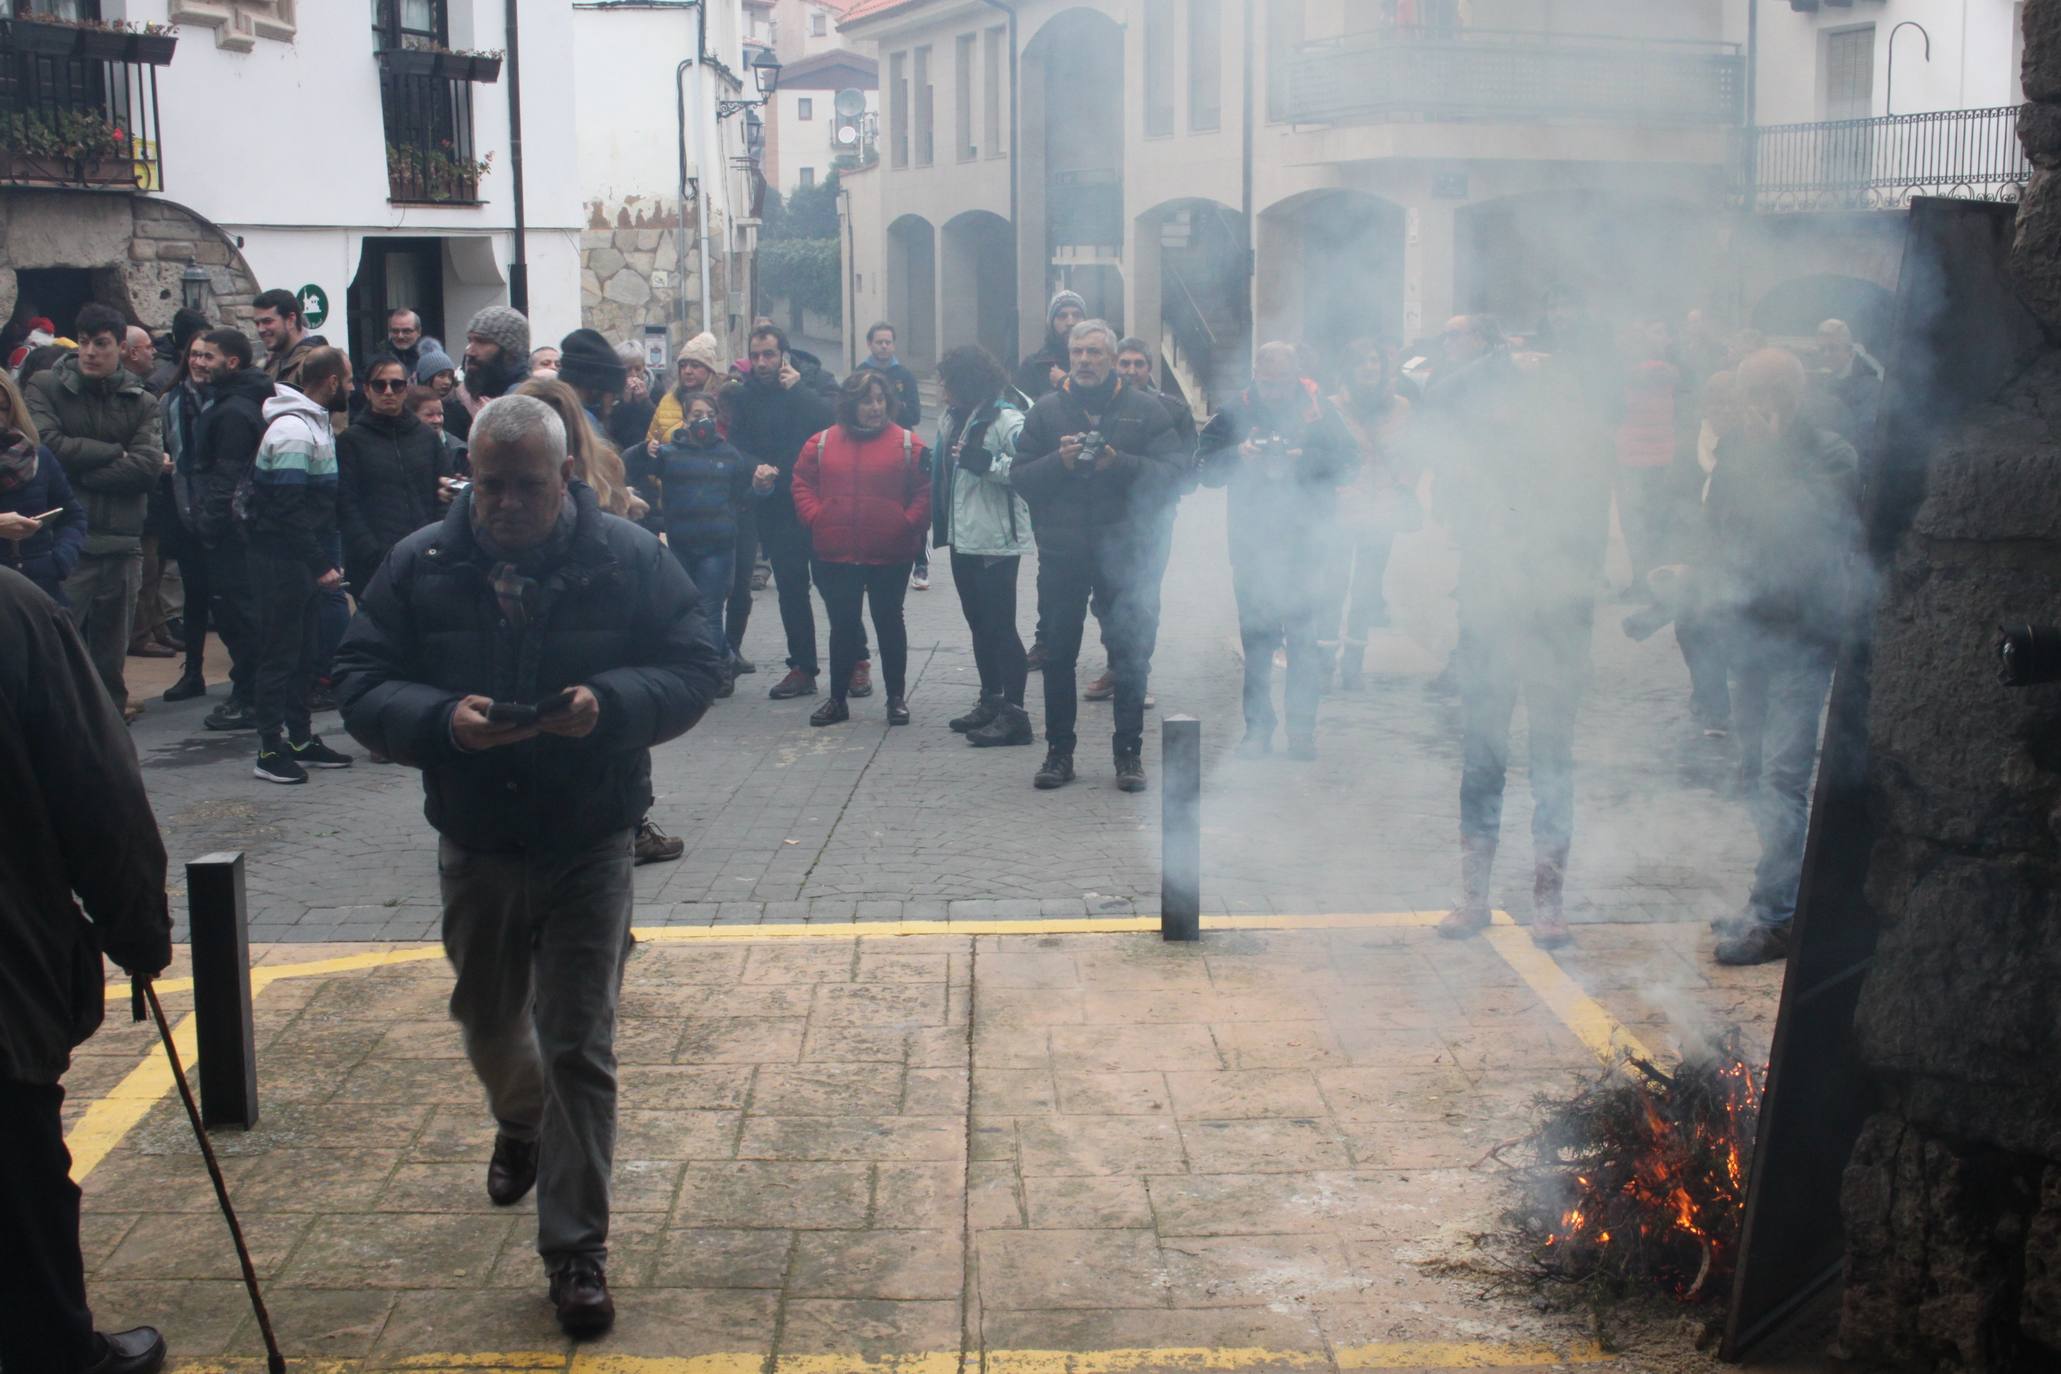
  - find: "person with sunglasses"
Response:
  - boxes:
[337,355,454,598]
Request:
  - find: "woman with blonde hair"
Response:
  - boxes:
[0,368,87,604]
[514,376,648,523]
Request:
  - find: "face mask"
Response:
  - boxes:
[685,415,719,446]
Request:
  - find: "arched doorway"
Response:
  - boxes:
[1026,8,1124,261]
[1136,197,1250,406]
[1257,189,1405,372]
[886,213,938,370]
[1455,190,1717,335]
[1749,274,1896,353]
[940,211,1017,365]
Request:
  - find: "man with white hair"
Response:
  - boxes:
[332,392,723,1337]
[1809,318,1882,452]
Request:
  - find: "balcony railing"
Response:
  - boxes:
[0,19,169,192]
[378,54,485,205]
[1284,27,1744,128]
[1738,107,2030,213]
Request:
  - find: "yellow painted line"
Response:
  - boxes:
[1484,913,1655,1068]
[990,1349,1327,1372]
[1337,1340,1613,1369]
[632,911,1442,944]
[66,1011,197,1181]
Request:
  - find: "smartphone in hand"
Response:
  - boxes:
[486,702,539,726]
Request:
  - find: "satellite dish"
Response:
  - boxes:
[833,88,866,118]
[834,125,859,146]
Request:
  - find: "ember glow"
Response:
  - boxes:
[1514,1032,1764,1302]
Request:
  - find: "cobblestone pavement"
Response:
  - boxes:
[68,918,1791,1373]
[127,490,1757,942]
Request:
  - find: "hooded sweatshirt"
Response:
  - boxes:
[244,385,339,574]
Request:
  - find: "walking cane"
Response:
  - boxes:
[131,977,288,1374]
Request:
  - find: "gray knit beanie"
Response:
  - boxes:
[466,305,530,360]
[1047,289,1087,327]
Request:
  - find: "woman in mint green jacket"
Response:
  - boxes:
[932,345,1034,746]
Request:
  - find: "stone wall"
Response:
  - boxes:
[1834,3,2061,1368]
[580,194,728,350]
[0,189,259,334]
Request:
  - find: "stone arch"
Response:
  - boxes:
[1257,188,1406,367]
[940,210,1016,365]
[886,213,939,371]
[1022,7,1124,259]
[0,189,261,335]
[1134,196,1250,404]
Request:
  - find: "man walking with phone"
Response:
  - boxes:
[333,393,722,1338]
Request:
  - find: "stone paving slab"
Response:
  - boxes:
[65,920,1797,1373]
[126,491,1760,941]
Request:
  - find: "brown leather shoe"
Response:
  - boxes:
[1436,905,1491,939]
[1082,671,1115,702]
[486,1132,538,1206]
[550,1260,615,1337]
[848,659,874,698]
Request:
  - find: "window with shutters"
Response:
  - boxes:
[1822,25,1874,121]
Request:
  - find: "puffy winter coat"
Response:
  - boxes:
[792,424,932,565]
[243,385,339,575]
[0,446,87,602]
[338,408,450,592]
[1197,381,1359,567]
[0,566,172,1084]
[656,435,757,554]
[727,374,835,523]
[931,400,1031,558]
[186,366,273,544]
[333,482,724,854]
[24,355,163,555]
[1012,380,1184,560]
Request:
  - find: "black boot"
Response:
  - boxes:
[967,702,1034,747]
[1033,747,1075,789]
[950,693,1000,733]
[162,669,207,702]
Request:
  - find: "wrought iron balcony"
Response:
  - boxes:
[1738,107,2030,213]
[0,18,172,191]
[377,52,488,205]
[1284,27,1744,128]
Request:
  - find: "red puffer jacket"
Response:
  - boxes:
[791,423,932,564]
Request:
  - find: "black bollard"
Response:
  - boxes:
[1161,715,1201,941]
[187,851,259,1129]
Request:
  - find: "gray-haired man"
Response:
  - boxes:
[333,394,723,1336]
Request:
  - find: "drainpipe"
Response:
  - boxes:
[673,1,714,339]
[504,0,529,312]
[978,0,1018,362]
[1241,0,1255,382]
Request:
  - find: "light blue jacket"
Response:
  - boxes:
[931,400,1032,558]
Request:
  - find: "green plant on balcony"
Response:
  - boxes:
[386,141,493,204]
[1,107,132,180]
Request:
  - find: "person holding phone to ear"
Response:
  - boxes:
[0,372,88,607]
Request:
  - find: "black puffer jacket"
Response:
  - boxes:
[337,409,450,592]
[1012,379,1183,561]
[333,483,724,854]
[1198,382,1358,566]
[727,374,835,523]
[186,367,273,544]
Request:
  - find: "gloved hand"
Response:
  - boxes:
[106,926,173,980]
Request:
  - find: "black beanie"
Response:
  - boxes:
[557,327,628,394]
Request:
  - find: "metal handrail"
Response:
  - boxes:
[1298,25,1741,56]
[0,29,165,191]
[1738,106,2029,213]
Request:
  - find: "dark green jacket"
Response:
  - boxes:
[25,355,164,555]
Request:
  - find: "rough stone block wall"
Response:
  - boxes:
[1,189,258,334]
[580,195,707,349]
[1836,3,2061,1368]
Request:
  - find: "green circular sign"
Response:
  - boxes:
[297,284,329,329]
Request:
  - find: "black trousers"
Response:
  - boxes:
[250,546,321,738]
[1038,541,1150,757]
[951,552,1026,705]
[0,1079,96,1374]
[204,535,258,704]
[177,530,213,677]
[759,509,820,675]
[727,508,757,654]
[815,560,909,703]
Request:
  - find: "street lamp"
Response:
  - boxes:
[719,46,781,118]
[744,107,765,159]
[180,262,212,315]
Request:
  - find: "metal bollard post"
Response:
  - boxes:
[187,852,259,1129]
[1161,715,1201,941]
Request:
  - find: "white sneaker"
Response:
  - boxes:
[911,568,931,591]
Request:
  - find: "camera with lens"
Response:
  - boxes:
[1251,433,1292,478]
[1074,430,1106,466]
[1998,624,2061,687]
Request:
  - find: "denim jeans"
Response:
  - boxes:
[1739,637,1834,929]
[439,829,637,1271]
[674,544,735,658]
[1234,557,1325,739]
[1457,611,1590,857]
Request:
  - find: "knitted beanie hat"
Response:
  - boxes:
[1048,289,1087,326]
[557,328,629,394]
[678,331,722,374]
[466,305,531,360]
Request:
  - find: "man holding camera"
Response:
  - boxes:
[1012,319,1183,792]
[1198,341,1356,760]
[333,394,723,1337]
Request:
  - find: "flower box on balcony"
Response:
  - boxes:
[9,19,81,56]
[76,28,128,61]
[456,53,501,84]
[3,151,137,189]
[129,32,178,65]
[376,47,439,78]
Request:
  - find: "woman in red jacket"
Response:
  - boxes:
[792,370,931,726]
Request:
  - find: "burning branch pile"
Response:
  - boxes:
[1494,1029,1764,1304]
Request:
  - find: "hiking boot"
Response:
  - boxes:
[634,818,684,864]
[769,668,817,700]
[550,1259,615,1338]
[1438,834,1495,939]
[1714,921,1791,966]
[1285,734,1317,762]
[967,703,1034,748]
[1114,752,1147,793]
[291,735,353,768]
[486,1132,539,1205]
[810,697,850,726]
[1532,848,1571,948]
[162,670,207,703]
[886,695,911,726]
[950,694,1001,733]
[204,698,258,731]
[253,743,307,786]
[1082,671,1115,702]
[1033,748,1075,790]
[848,660,874,697]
